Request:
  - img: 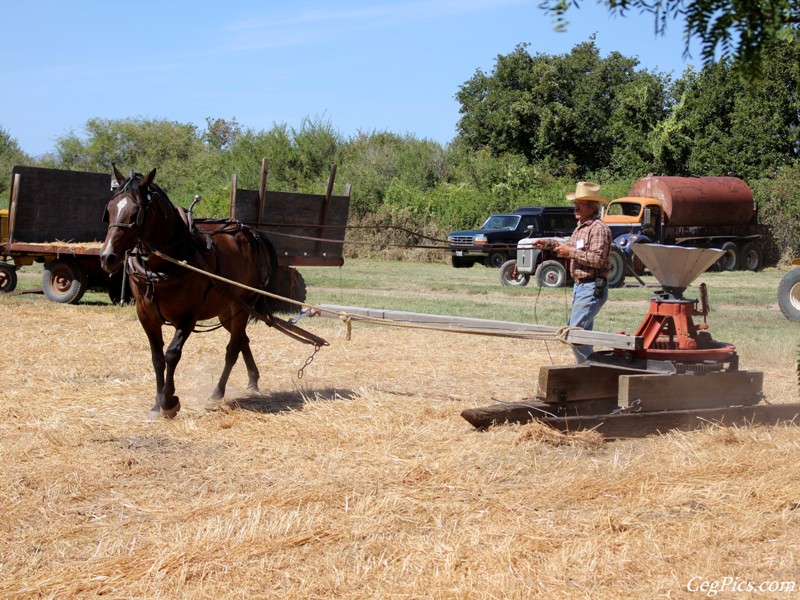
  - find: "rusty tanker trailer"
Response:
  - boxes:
[603,175,767,287]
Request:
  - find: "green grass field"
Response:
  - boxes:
[11,258,797,348]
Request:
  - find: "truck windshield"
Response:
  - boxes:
[606,202,642,218]
[481,215,520,230]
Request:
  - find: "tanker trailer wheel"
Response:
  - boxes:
[499,259,530,287]
[43,258,88,304]
[778,267,800,322]
[739,241,763,271]
[535,260,568,288]
[715,242,740,271]
[606,246,627,288]
[0,261,17,293]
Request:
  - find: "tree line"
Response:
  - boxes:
[1,39,798,262]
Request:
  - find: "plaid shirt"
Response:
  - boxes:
[563,216,612,280]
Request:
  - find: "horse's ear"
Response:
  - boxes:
[112,164,127,186]
[143,168,157,187]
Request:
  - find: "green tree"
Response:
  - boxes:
[455,41,668,176]
[652,40,800,178]
[49,118,206,208]
[539,0,800,80]
[338,131,448,215]
[0,127,32,207]
[203,117,242,152]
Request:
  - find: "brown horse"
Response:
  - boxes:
[99,167,285,418]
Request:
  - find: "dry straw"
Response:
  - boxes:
[0,296,798,598]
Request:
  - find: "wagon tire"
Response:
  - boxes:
[43,258,88,304]
[778,267,800,322]
[0,261,17,293]
[499,259,530,287]
[739,241,763,271]
[535,260,568,288]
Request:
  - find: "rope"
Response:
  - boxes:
[149,249,581,345]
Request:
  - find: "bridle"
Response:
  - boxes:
[102,178,153,233]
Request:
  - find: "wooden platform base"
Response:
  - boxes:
[461,364,796,438]
[461,402,800,438]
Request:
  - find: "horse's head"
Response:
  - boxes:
[99,166,164,273]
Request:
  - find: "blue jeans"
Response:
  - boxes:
[569,281,608,363]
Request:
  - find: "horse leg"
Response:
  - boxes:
[138,310,167,419]
[210,315,255,400]
[240,331,260,392]
[161,320,195,418]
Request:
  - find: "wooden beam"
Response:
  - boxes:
[461,402,800,438]
[460,402,558,428]
[460,398,618,427]
[317,305,642,350]
[229,173,238,220]
[316,164,336,256]
[538,403,800,439]
[8,173,20,244]
[258,158,269,224]
[536,365,630,402]
[619,370,764,411]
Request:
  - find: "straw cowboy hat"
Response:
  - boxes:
[566,181,607,203]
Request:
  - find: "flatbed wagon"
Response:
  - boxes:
[0,161,350,304]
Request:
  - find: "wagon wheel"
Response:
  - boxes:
[42,258,88,304]
[0,261,17,293]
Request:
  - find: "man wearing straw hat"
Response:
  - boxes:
[534,181,612,363]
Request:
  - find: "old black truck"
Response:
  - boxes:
[447,206,575,269]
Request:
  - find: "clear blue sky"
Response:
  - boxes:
[1,0,698,157]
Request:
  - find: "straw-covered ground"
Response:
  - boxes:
[1,274,799,598]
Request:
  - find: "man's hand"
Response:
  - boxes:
[533,238,555,249]
[553,243,572,258]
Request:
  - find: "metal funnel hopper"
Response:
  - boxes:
[632,244,723,297]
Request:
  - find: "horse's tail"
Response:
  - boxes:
[252,230,307,315]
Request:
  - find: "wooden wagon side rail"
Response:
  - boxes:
[229,160,351,268]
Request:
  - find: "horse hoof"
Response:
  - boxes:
[162,398,181,419]
[209,389,224,402]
